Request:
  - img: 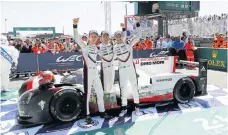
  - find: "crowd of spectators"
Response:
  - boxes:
[168,13,228,38]
[7,12,228,54]
[7,32,196,54]
[8,37,78,54]
[131,32,196,51]
[168,14,228,25]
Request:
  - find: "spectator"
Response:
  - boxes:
[20,39,32,53]
[15,40,22,51]
[63,37,74,52]
[188,35,195,46]
[144,37,152,49]
[171,36,186,60]
[162,35,172,49]
[54,37,64,52]
[156,37,163,49]
[46,38,54,52]
[140,39,147,50]
[133,41,143,50]
[32,39,47,54]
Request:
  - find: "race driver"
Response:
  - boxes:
[114,18,143,117]
[99,31,115,93]
[73,18,112,125]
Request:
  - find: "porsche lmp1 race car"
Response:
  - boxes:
[17,56,208,126]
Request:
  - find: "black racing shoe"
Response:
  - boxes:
[100,112,113,120]
[119,106,128,117]
[85,115,94,125]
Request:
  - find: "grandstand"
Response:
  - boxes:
[168,14,228,37]
[128,13,227,41]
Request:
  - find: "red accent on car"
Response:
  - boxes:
[26,78,34,90]
[49,88,62,92]
[129,93,173,103]
[172,56,178,72]
[190,75,197,79]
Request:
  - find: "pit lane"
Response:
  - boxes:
[1,68,227,135]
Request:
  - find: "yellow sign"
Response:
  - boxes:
[208,50,225,67]
[212,50,218,59]
[208,60,225,67]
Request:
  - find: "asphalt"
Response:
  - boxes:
[8,68,227,90]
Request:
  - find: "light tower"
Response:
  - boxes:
[104,1,111,33]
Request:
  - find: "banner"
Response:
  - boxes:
[38,52,83,70]
[15,49,171,73]
[197,48,227,72]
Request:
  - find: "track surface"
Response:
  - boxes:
[1,68,227,135]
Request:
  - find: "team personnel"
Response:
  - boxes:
[73,18,112,125]
[114,19,143,117]
[185,39,196,68]
[32,39,47,54]
[99,31,115,93]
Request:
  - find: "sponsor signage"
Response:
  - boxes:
[141,61,164,66]
[197,48,227,72]
[56,55,82,62]
[16,49,171,73]
[140,57,168,66]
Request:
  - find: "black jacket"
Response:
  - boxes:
[20,44,32,53]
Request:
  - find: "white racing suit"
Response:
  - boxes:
[99,43,115,93]
[114,23,142,107]
[73,27,105,115]
[0,36,20,92]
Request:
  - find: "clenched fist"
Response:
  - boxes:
[73,18,79,25]
[120,23,125,28]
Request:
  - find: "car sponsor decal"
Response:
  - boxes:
[156,78,172,82]
[139,57,168,66]
[139,57,169,62]
[38,100,46,110]
[140,61,165,66]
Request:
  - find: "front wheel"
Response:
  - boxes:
[173,77,195,104]
[50,89,83,122]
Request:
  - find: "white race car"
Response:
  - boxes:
[17,56,208,125]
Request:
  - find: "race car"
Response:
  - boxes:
[17,56,208,126]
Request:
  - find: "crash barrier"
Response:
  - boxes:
[194,47,227,72]
[15,48,174,73]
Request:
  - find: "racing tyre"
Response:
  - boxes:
[173,77,195,104]
[50,89,83,122]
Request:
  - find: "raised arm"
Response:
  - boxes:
[129,16,142,47]
[120,23,127,42]
[73,18,86,48]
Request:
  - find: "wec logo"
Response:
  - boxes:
[56,55,82,62]
[150,51,169,58]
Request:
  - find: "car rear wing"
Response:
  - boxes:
[177,59,208,95]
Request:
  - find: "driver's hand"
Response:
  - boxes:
[73,18,79,25]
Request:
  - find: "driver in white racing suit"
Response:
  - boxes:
[0,35,20,92]
[99,31,115,93]
[73,18,112,125]
[114,18,143,117]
